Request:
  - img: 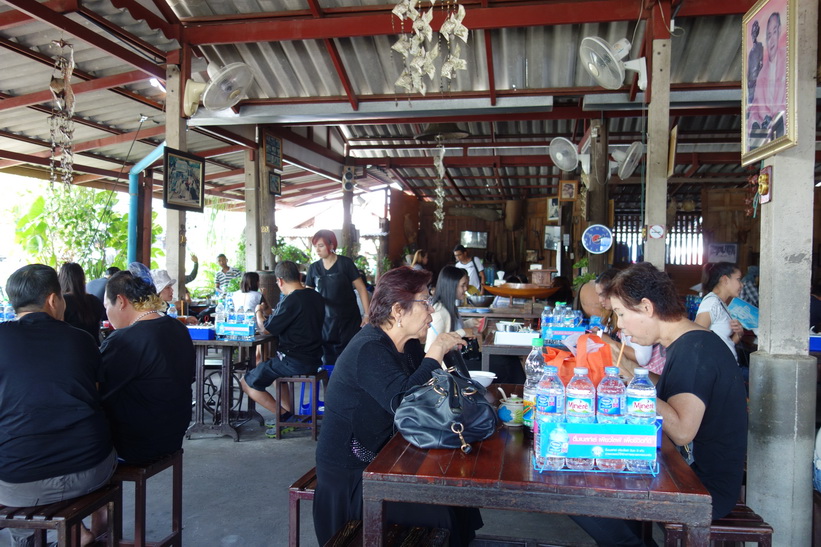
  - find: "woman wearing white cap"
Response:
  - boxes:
[150,269,197,324]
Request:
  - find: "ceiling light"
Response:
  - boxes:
[149,78,166,92]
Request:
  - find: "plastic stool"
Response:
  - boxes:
[298,366,332,415]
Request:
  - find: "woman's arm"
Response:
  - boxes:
[694,311,712,329]
[353,277,370,327]
[657,393,706,446]
[425,309,450,351]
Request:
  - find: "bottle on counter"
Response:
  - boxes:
[565,367,595,470]
[166,302,178,319]
[522,337,546,433]
[534,365,566,470]
[596,366,626,471]
[625,368,657,473]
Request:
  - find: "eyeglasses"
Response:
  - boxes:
[412,297,435,309]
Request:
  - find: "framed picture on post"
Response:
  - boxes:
[163,147,205,213]
[741,0,796,165]
[268,171,281,196]
[559,180,578,202]
[264,133,282,170]
[546,196,560,222]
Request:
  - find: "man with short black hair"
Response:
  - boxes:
[453,244,485,289]
[240,261,325,437]
[215,254,242,292]
[0,264,116,546]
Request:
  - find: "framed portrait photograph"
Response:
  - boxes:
[163,147,205,213]
[706,243,739,264]
[546,196,560,222]
[543,226,561,251]
[268,171,281,196]
[264,133,282,170]
[741,0,796,166]
[559,180,578,202]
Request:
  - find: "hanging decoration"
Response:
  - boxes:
[391,0,469,95]
[48,40,75,187]
[432,144,446,231]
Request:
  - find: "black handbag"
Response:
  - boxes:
[393,351,498,454]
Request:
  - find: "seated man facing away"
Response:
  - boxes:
[241,260,325,436]
[99,270,195,465]
[0,264,117,547]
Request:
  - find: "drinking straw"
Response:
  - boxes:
[615,339,626,368]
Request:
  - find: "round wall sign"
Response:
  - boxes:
[581,224,613,254]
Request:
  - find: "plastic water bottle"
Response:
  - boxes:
[244,307,256,340]
[522,338,545,432]
[596,366,626,471]
[540,306,553,343]
[3,301,14,322]
[166,302,178,319]
[565,367,595,470]
[534,365,566,470]
[625,368,657,472]
[214,299,226,338]
[226,299,237,339]
[0,299,7,322]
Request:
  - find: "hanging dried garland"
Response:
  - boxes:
[391,0,468,95]
[48,40,75,187]
[432,144,446,231]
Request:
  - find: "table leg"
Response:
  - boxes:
[186,347,207,439]
[362,497,386,547]
[220,348,240,441]
[481,349,491,372]
[186,345,239,441]
[683,522,710,546]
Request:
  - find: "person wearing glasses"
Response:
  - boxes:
[314,266,483,546]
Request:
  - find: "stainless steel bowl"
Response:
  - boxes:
[467,295,495,307]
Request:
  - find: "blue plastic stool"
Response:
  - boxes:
[298,366,333,415]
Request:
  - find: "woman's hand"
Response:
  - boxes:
[729,319,744,342]
[425,331,466,363]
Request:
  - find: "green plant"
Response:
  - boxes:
[572,257,596,290]
[272,237,310,265]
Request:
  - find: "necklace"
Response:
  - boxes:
[130,310,159,326]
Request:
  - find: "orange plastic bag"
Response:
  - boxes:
[543,333,612,386]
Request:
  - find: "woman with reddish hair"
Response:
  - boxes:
[305,229,371,366]
[314,267,482,545]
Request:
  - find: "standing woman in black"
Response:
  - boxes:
[305,229,370,366]
[58,262,105,345]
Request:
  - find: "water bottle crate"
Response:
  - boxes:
[533,419,662,475]
[532,453,660,475]
[215,322,255,338]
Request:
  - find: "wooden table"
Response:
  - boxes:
[187,334,273,441]
[362,386,712,546]
[479,330,534,372]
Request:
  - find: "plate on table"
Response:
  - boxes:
[470,307,492,314]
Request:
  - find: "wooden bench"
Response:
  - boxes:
[112,449,183,547]
[0,482,121,546]
[288,467,318,547]
[663,502,773,546]
[324,520,449,547]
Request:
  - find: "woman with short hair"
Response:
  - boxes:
[571,263,747,545]
[232,271,271,314]
[314,267,482,546]
[305,229,371,366]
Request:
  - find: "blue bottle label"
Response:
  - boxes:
[597,395,623,417]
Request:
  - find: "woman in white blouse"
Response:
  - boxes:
[425,266,478,351]
[695,262,744,361]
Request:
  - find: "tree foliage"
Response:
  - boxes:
[14,185,163,279]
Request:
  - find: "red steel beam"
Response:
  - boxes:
[205,169,244,182]
[324,39,359,111]
[0,149,129,179]
[0,70,151,112]
[149,0,180,25]
[0,0,70,30]
[484,29,497,106]
[184,0,755,46]
[0,0,165,79]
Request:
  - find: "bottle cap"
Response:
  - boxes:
[634,368,649,376]
[531,338,544,346]
[544,365,558,374]
[574,367,588,374]
[604,366,619,375]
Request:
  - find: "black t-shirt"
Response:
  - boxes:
[99,315,195,464]
[658,330,748,518]
[305,255,361,320]
[0,312,111,482]
[264,288,325,366]
[63,293,105,345]
[316,324,440,470]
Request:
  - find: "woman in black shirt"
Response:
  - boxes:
[59,262,105,345]
[314,267,481,545]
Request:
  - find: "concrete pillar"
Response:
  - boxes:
[586,119,609,274]
[643,38,671,268]
[256,133,276,270]
[165,63,186,296]
[747,1,818,543]
[341,186,354,254]
[244,149,261,271]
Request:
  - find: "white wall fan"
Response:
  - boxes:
[183,63,255,117]
[549,137,590,174]
[610,141,644,180]
[579,37,647,91]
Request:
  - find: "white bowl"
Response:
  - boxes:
[469,371,497,388]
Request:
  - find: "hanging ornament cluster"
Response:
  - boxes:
[432,145,446,231]
[391,0,469,95]
[48,40,75,187]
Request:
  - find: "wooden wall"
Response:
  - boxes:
[701,187,760,273]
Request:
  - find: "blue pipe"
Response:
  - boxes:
[127,141,166,263]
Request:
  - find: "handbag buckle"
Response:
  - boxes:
[451,422,472,454]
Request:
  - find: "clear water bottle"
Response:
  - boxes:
[565,367,595,470]
[214,299,226,339]
[596,366,626,471]
[539,306,553,343]
[226,299,236,339]
[3,301,14,322]
[534,365,566,470]
[0,299,7,322]
[625,368,657,473]
[166,302,178,319]
[522,338,545,432]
